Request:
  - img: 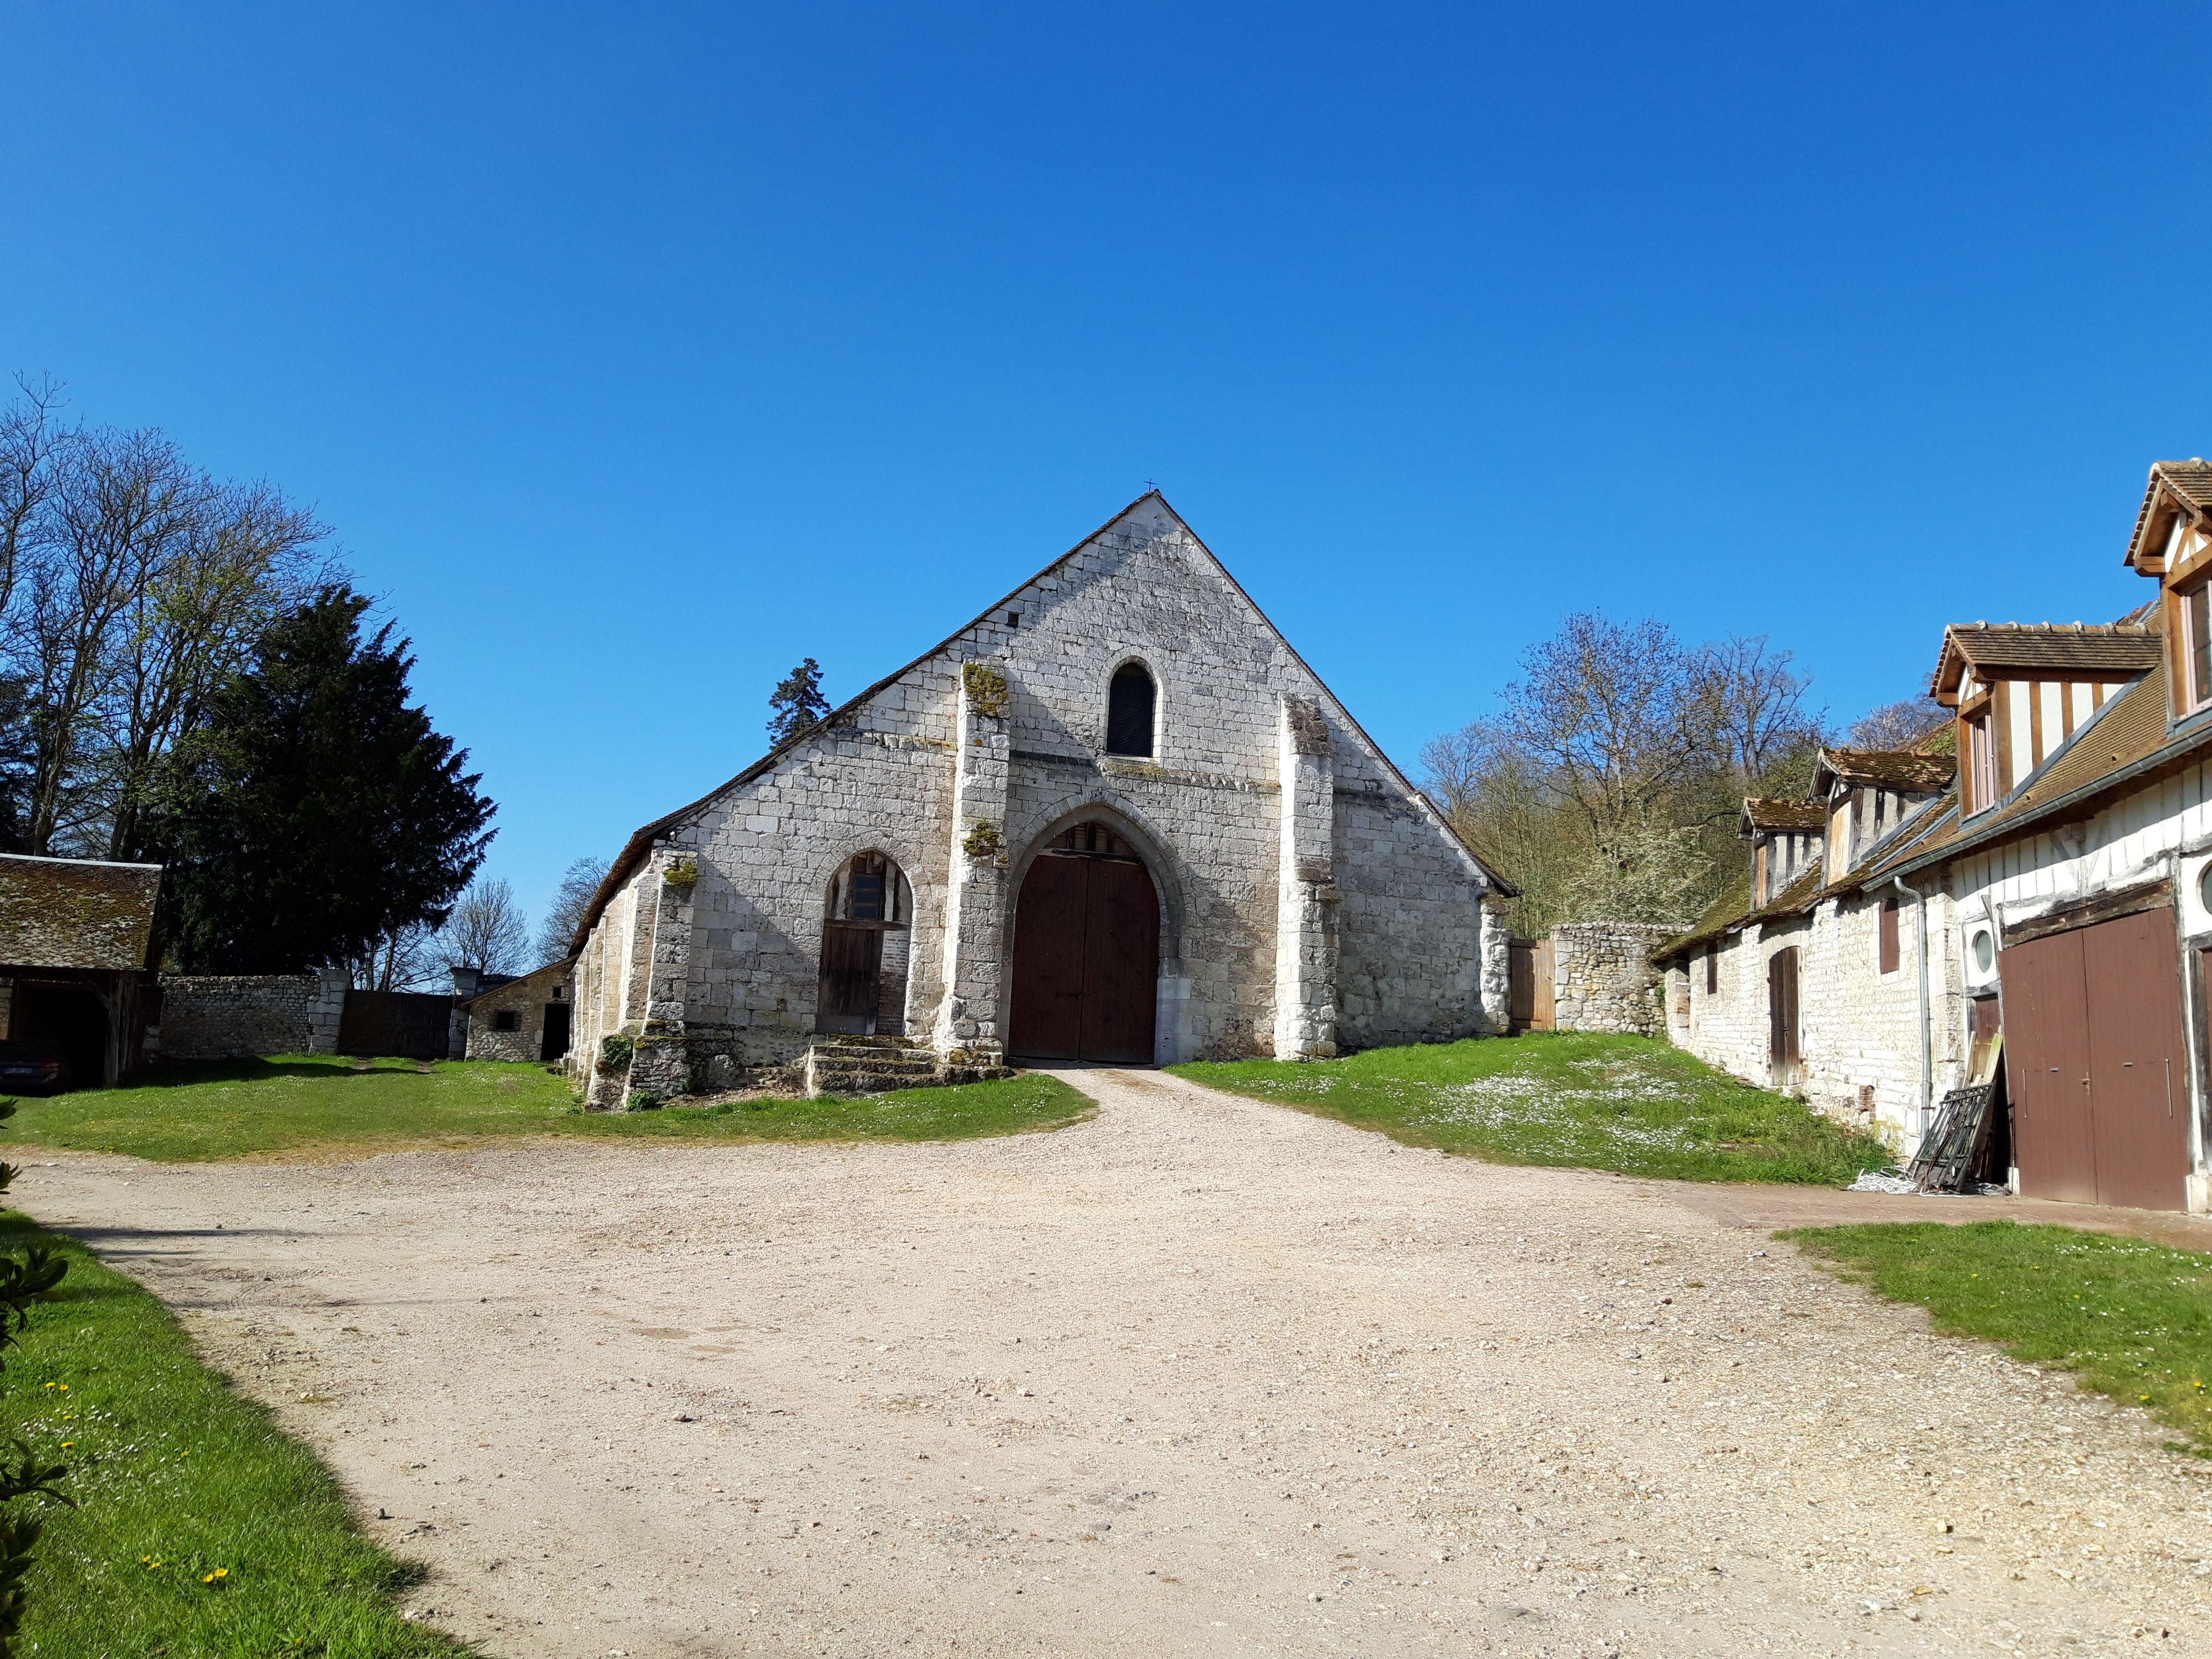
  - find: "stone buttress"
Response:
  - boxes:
[1274,694,1341,1058]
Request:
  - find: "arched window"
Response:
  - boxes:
[1106,662,1156,758]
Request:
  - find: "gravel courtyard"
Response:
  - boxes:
[20,1067,2212,1657]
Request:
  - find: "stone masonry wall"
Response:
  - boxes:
[154,972,347,1059]
[1661,892,1964,1154]
[571,498,1507,1106]
[461,962,574,1064]
[1551,922,1677,1036]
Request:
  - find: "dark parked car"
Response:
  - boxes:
[0,1042,71,1096]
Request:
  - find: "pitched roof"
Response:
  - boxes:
[1812,747,1956,795]
[1738,798,1826,836]
[2125,459,2212,571]
[1932,620,2161,697]
[1890,660,2212,878]
[0,854,161,972]
[572,493,1514,950]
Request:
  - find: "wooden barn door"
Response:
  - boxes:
[2001,909,2189,1210]
[1009,850,1159,1064]
[2081,908,2188,1210]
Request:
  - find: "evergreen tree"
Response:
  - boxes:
[154,588,495,972]
[766,657,829,745]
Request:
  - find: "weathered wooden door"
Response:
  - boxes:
[2001,909,2188,1210]
[2081,908,2188,1210]
[1507,940,1555,1033]
[1008,851,1159,1063]
[2002,926,2097,1203]
[816,926,885,1035]
[338,990,453,1060]
[1767,947,1800,1081]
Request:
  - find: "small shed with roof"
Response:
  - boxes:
[0,853,163,1089]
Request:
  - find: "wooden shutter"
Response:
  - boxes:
[1878,897,1900,974]
[1705,947,1717,996]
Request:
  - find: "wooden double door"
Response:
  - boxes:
[1008,851,1159,1063]
[1999,907,2190,1211]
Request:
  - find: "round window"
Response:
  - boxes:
[1971,928,1996,974]
[2198,862,2212,916]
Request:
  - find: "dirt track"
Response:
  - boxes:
[20,1067,2212,1657]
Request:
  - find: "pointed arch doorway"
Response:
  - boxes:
[1008,823,1159,1064]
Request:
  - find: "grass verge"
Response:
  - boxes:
[1170,1032,1888,1184]
[0,1058,1094,1163]
[0,1209,457,1656]
[1785,1220,2212,1451]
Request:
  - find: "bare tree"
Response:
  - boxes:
[535,855,609,961]
[1427,612,1829,934]
[1690,635,1822,787]
[0,387,330,856]
[1846,697,1947,750]
[439,878,531,976]
[342,923,445,992]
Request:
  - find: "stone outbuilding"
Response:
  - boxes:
[0,852,163,1089]
[455,961,577,1063]
[568,493,1515,1106]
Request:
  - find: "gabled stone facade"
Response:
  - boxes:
[568,494,1513,1106]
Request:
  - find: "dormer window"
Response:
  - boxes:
[2180,577,2212,714]
[1106,661,1156,758]
[1964,702,1997,814]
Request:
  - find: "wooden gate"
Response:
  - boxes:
[1767,946,1800,1083]
[337,990,452,1060]
[1008,852,1159,1064]
[2001,907,2190,1210]
[1508,939,1554,1033]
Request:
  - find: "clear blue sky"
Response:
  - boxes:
[7,4,2208,941]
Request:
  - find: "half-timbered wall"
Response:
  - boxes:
[1957,667,2124,808]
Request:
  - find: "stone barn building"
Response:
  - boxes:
[568,493,1513,1106]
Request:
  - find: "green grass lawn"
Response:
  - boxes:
[1170,1032,1888,1184]
[1786,1221,2212,1451]
[0,1057,1094,1163]
[0,1210,458,1656]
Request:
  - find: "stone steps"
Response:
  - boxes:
[802,1038,1016,1097]
[805,1038,940,1097]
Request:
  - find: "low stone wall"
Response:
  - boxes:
[1552,922,1679,1037]
[153,971,347,1059]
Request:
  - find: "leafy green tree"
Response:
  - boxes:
[766,658,829,745]
[154,587,495,972]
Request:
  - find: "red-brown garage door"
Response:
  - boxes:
[2000,906,2190,1211]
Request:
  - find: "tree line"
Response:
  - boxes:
[0,382,527,982]
[1421,611,1943,938]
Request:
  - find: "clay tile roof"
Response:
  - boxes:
[2154,459,2212,511]
[1813,747,1957,793]
[1938,621,2161,679]
[1739,797,1827,835]
[2124,460,2212,570]
[0,854,161,971]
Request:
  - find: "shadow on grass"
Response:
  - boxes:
[111,1057,424,1089]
